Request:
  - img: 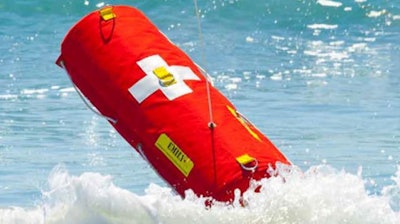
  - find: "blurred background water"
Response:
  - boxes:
[0,0,399,223]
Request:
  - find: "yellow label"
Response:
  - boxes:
[155,134,194,177]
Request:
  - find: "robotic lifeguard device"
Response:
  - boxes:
[56,5,290,202]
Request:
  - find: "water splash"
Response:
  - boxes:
[1,165,399,224]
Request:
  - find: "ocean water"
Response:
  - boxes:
[1,0,399,223]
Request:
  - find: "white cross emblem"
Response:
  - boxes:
[129,55,201,103]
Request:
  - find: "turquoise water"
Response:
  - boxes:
[1,0,400,223]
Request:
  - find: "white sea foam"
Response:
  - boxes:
[270,73,283,81]
[20,88,49,95]
[307,24,338,30]
[225,83,238,90]
[245,36,255,43]
[0,94,18,100]
[0,165,399,224]
[348,43,368,52]
[344,7,352,11]
[58,87,75,93]
[367,10,387,18]
[317,0,342,8]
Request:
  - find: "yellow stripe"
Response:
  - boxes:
[227,105,261,142]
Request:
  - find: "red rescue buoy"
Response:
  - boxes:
[56,5,290,202]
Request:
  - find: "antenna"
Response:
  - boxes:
[193,0,218,189]
[193,0,215,129]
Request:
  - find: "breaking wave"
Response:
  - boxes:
[1,165,399,224]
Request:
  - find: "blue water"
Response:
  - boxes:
[1,0,399,223]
